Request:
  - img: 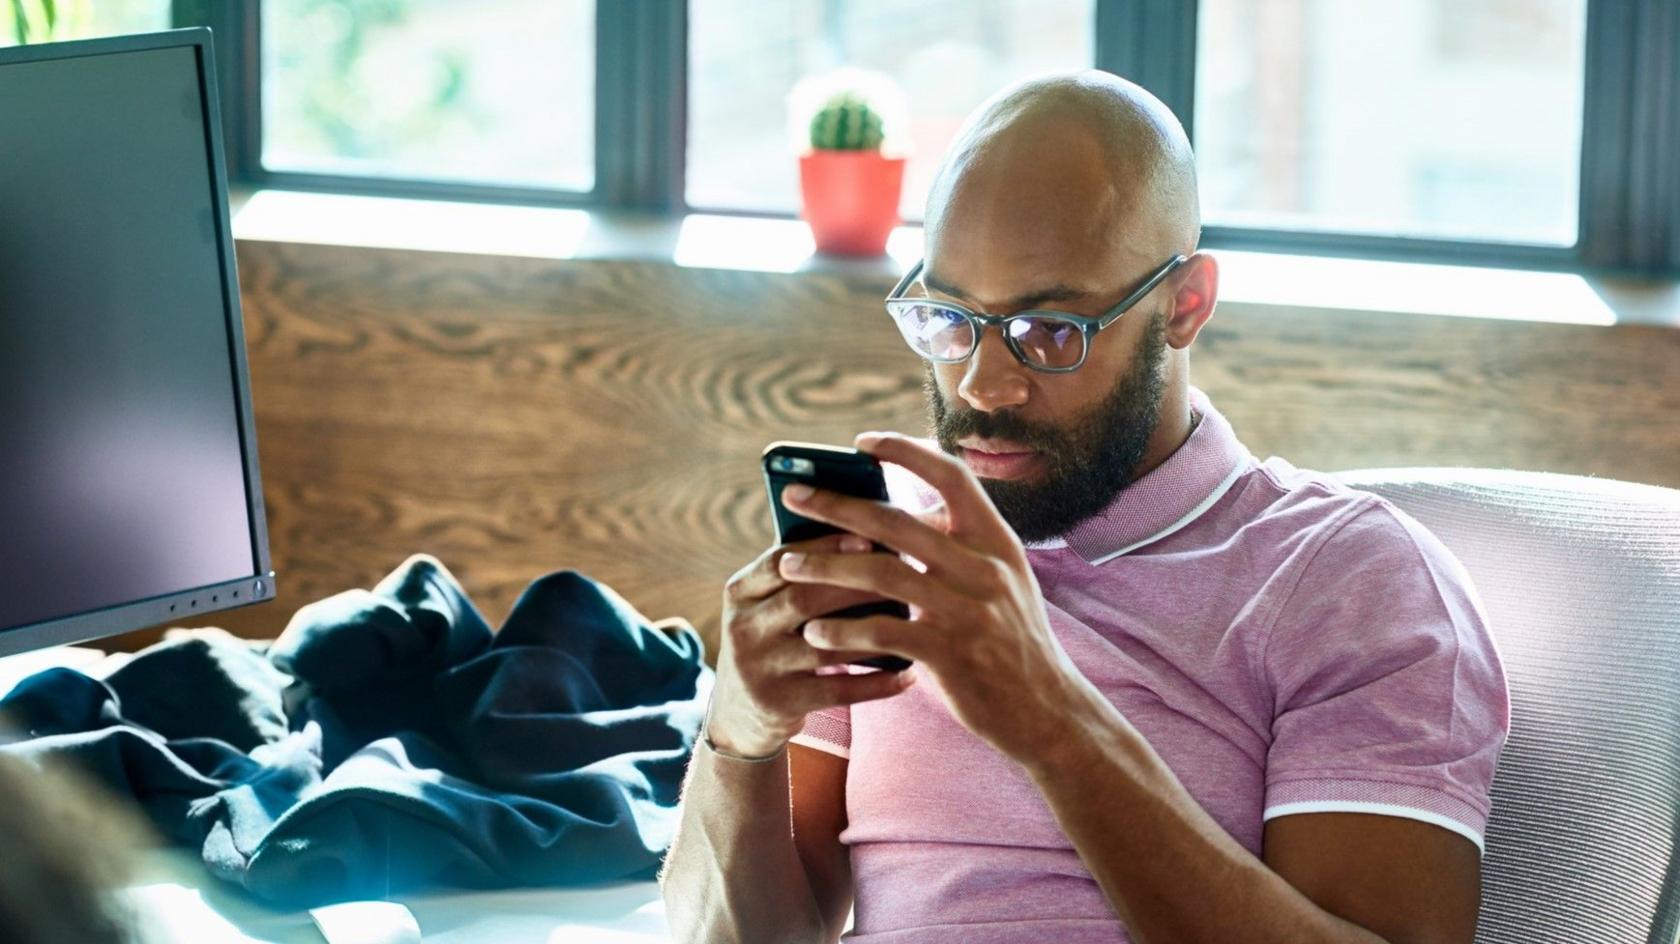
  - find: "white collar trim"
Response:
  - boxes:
[1082,458,1248,565]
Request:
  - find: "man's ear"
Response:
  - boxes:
[1165,252,1218,350]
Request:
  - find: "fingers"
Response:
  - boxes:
[779,481,984,582]
[717,534,921,748]
[792,665,916,712]
[726,532,869,604]
[759,634,891,674]
[764,581,891,637]
[723,541,905,674]
[855,432,1015,550]
[778,544,967,614]
[732,628,914,720]
[803,614,929,663]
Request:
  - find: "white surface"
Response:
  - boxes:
[123,849,671,943]
[309,901,422,944]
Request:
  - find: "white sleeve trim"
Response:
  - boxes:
[788,732,849,759]
[1263,800,1485,853]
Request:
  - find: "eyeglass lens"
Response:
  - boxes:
[891,302,1085,369]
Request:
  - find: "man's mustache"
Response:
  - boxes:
[933,402,1068,453]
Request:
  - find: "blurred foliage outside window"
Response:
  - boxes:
[1197,0,1587,246]
[688,0,1095,221]
[1,0,167,45]
[261,0,594,191]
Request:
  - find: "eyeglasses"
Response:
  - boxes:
[884,254,1187,373]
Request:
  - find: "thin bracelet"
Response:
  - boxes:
[702,729,786,763]
[699,707,786,763]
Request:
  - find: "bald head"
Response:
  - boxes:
[925,71,1200,268]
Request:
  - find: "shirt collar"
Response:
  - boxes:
[1050,386,1252,564]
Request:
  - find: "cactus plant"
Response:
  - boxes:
[809,92,886,152]
[794,71,905,255]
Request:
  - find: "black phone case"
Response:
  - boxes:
[763,442,912,672]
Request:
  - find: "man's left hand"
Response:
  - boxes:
[776,431,1087,766]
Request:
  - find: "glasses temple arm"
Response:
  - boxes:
[1097,254,1189,329]
[887,259,925,299]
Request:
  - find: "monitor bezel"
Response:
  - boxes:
[0,28,276,657]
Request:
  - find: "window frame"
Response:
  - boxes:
[182,0,1679,275]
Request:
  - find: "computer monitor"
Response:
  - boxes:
[0,28,274,656]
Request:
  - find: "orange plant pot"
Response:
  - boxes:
[799,150,907,256]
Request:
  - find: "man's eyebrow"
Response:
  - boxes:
[921,270,1096,311]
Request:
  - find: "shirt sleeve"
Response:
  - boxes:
[790,704,851,759]
[1262,497,1510,851]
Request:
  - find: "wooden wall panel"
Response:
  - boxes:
[134,240,1680,659]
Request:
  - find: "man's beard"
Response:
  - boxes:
[927,311,1170,543]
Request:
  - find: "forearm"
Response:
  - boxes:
[1024,679,1387,944]
[660,740,830,944]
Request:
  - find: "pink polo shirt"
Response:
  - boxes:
[790,386,1509,943]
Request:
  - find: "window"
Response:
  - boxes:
[1195,0,1587,246]
[24,0,1673,273]
[687,0,1095,219]
[260,0,593,191]
[1,0,168,45]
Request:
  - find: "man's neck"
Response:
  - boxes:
[1130,389,1198,484]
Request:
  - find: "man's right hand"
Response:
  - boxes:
[706,533,917,758]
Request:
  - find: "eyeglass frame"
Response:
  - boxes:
[884,254,1189,373]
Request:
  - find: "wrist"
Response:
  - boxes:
[704,703,789,760]
[703,726,787,763]
[1017,673,1130,782]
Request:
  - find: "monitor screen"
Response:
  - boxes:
[0,31,273,654]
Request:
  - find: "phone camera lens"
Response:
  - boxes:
[772,455,816,476]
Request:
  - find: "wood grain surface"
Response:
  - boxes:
[134,240,1680,660]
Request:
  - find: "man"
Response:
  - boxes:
[660,71,1508,944]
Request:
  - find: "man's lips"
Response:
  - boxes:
[958,441,1041,479]
[959,437,1032,453]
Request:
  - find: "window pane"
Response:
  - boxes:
[262,0,593,191]
[1195,0,1586,246]
[0,0,168,46]
[688,0,1094,219]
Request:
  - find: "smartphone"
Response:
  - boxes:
[762,441,912,673]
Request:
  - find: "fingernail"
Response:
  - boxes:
[840,535,870,553]
[804,620,827,645]
[855,432,883,451]
[783,483,813,502]
[780,552,806,574]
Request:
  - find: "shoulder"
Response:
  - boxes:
[1255,466,1505,716]
[1192,457,1395,580]
[1241,457,1500,679]
[1250,457,1474,593]
[1229,457,1464,574]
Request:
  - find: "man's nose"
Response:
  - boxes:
[956,324,1030,413]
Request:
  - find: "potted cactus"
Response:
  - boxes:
[796,76,907,256]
